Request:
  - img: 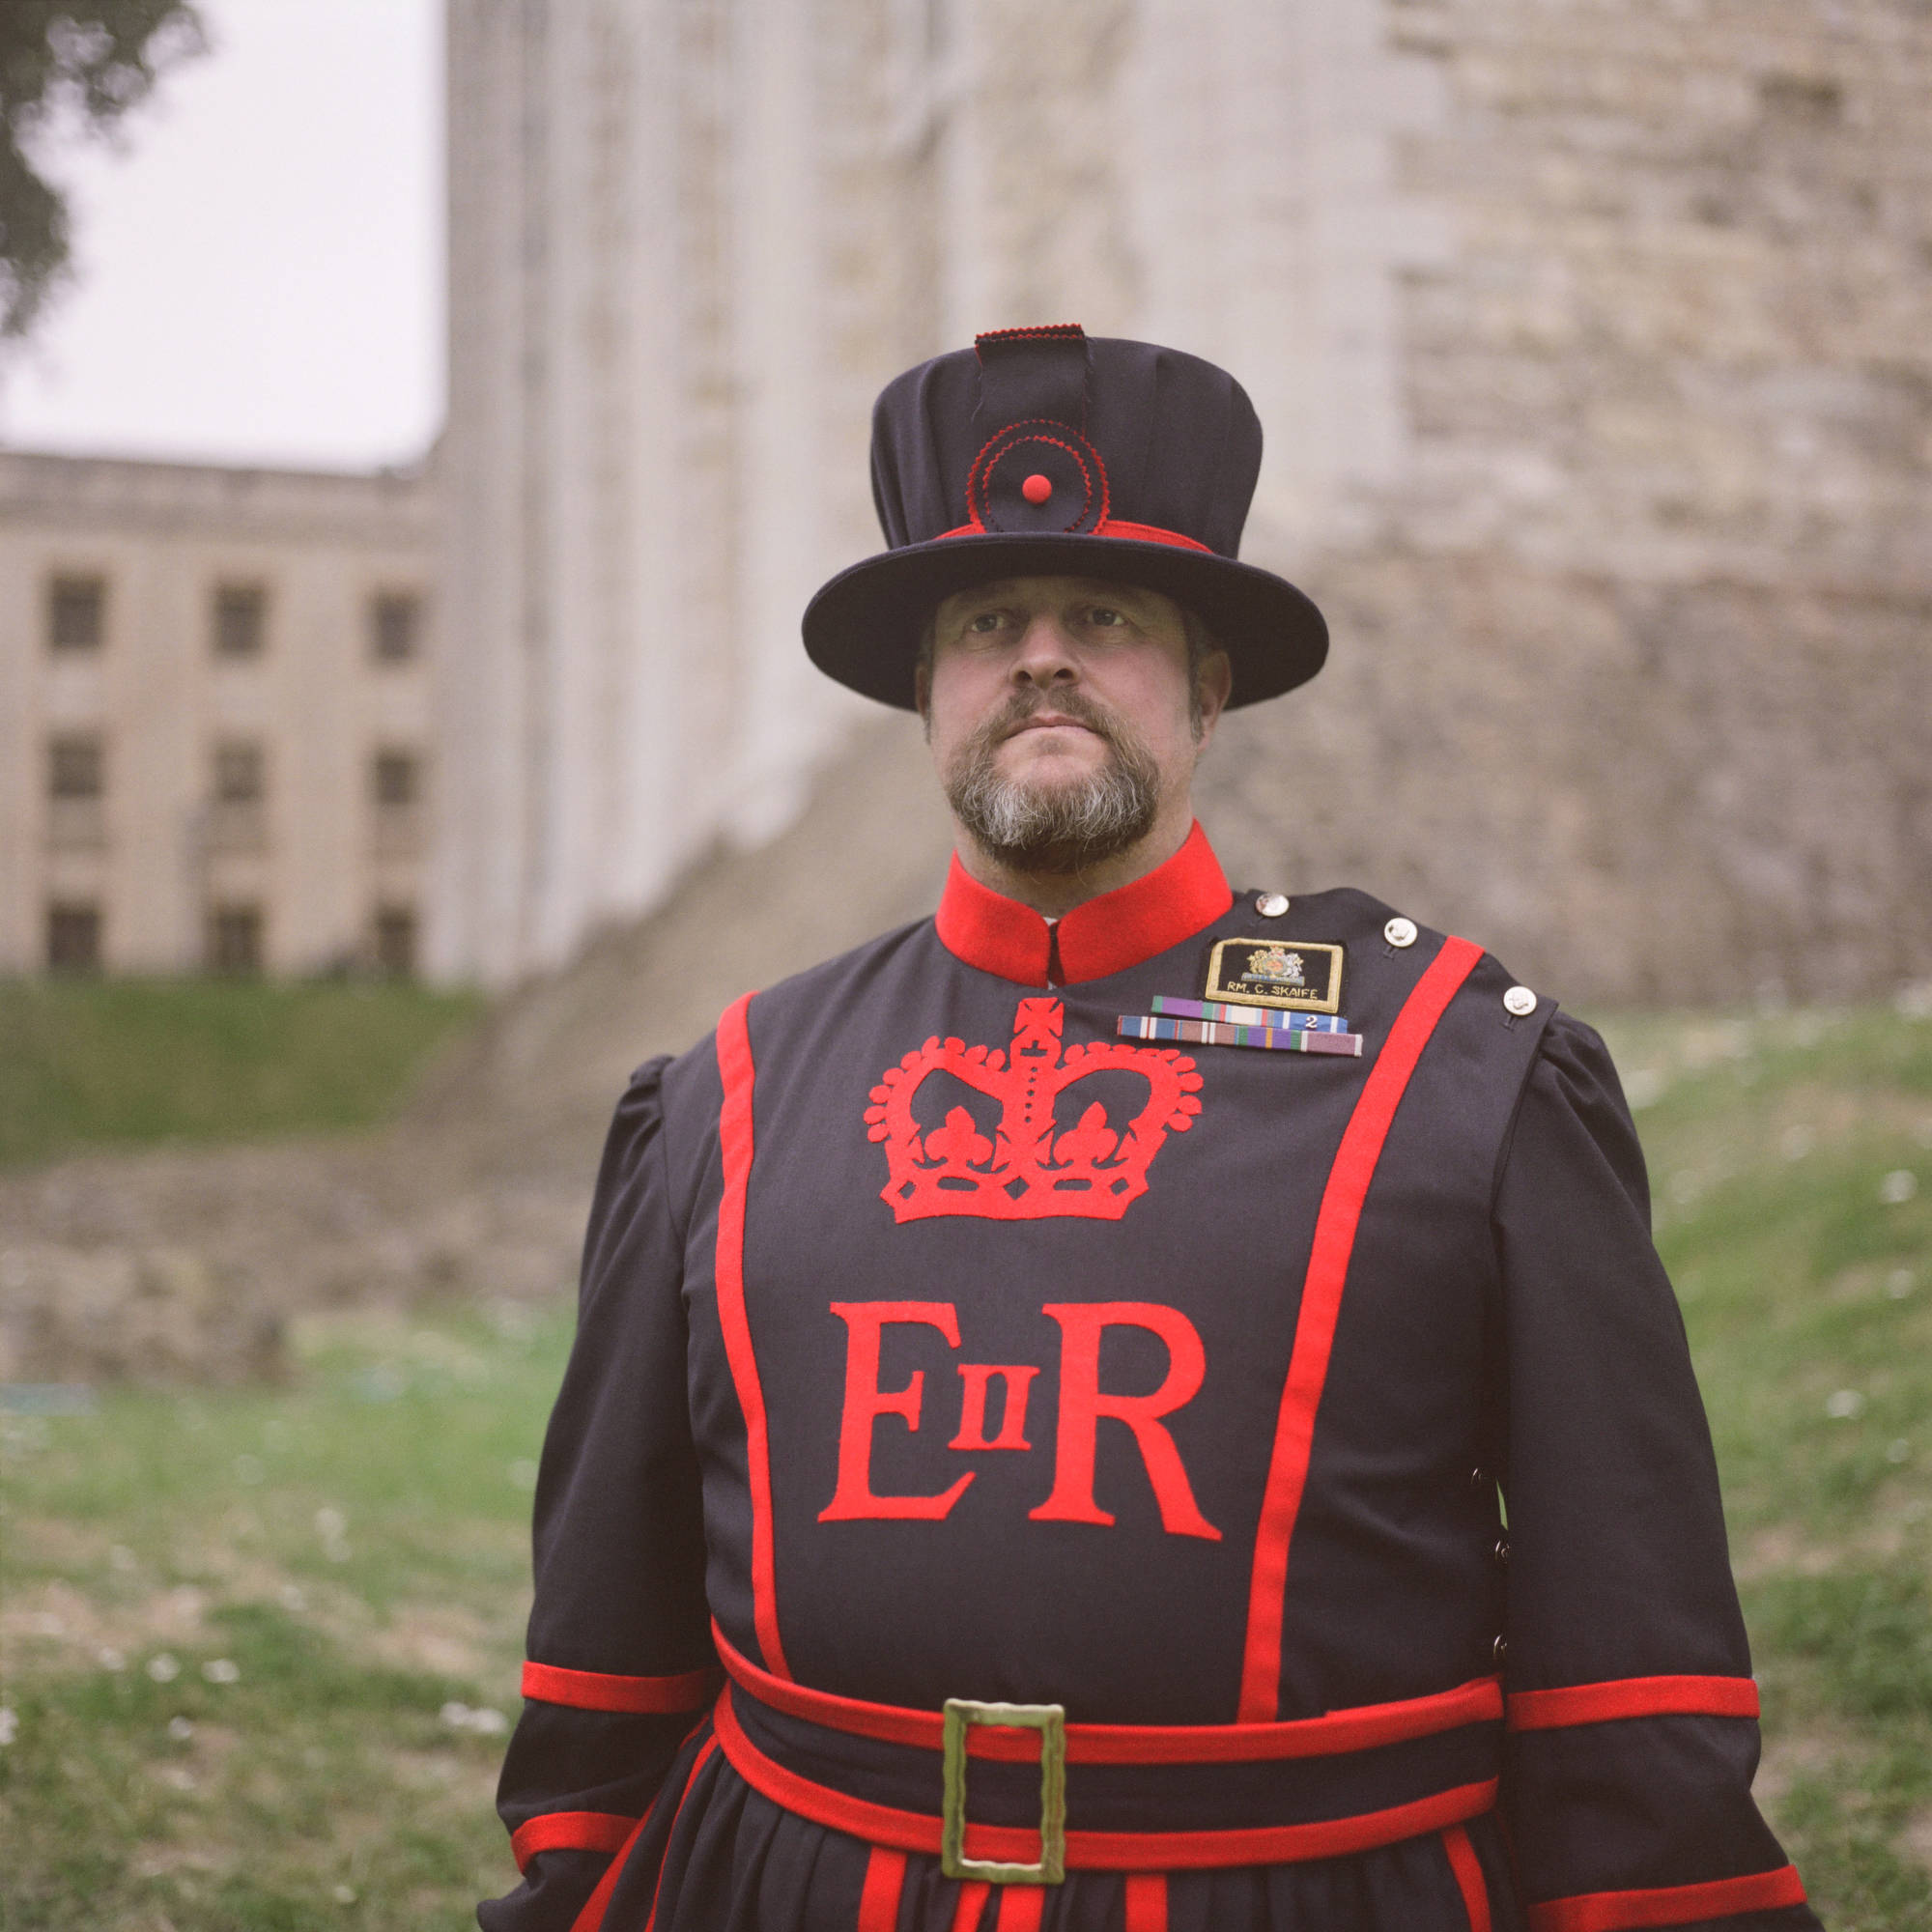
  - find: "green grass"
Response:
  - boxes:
[0,1301,565,1931]
[0,979,484,1168]
[1,1000,1928,1926]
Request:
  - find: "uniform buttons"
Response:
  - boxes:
[1384,916,1417,949]
[1492,1634,1509,1666]
[1255,892,1290,918]
[1492,1536,1511,1568]
[1503,985,1538,1017]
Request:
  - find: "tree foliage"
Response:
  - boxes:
[0,2,206,342]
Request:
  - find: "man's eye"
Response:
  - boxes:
[1086,607,1125,627]
[966,611,1004,634]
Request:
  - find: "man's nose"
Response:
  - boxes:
[1009,613,1079,684]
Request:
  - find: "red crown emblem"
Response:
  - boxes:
[864,998,1203,1222]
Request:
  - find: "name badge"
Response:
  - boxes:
[1203,937,1344,1014]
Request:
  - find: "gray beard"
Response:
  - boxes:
[944,695,1161,874]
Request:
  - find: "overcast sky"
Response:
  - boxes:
[0,0,442,471]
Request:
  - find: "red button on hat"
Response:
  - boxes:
[1020,472,1053,504]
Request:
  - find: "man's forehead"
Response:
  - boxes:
[935,574,1174,611]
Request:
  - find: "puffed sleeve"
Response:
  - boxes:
[1492,1014,1822,1931]
[478,1058,716,1932]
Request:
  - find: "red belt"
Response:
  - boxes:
[710,1623,1502,1879]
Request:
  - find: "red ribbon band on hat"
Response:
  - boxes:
[935,518,1212,553]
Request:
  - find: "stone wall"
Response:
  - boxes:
[1202,0,1932,1004]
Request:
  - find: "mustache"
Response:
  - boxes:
[980,686,1123,747]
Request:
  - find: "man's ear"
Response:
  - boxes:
[914,658,932,732]
[1194,648,1234,746]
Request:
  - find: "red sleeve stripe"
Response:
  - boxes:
[715,994,792,1681]
[1237,935,1485,1721]
[510,1809,637,1873]
[1527,1863,1806,1932]
[1507,1675,1759,1730]
[521,1660,721,1714]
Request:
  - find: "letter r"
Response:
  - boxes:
[1030,1302,1221,1540]
[819,1302,976,1521]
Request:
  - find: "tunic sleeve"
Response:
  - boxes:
[479,1058,716,1932]
[1492,1014,1820,1930]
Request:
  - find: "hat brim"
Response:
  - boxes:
[802,533,1328,710]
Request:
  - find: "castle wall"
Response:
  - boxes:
[438,0,1931,1001]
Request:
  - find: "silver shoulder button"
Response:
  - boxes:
[1503,985,1538,1017]
[1255,892,1290,918]
[1383,917,1417,949]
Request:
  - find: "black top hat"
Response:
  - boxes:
[802,325,1327,709]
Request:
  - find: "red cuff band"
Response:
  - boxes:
[1507,1675,1759,1731]
[1528,1863,1806,1932]
[509,1808,638,1873]
[521,1659,721,1715]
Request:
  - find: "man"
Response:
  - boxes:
[482,327,1817,1932]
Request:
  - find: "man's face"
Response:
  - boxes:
[920,575,1231,875]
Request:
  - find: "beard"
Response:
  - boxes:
[942,688,1162,874]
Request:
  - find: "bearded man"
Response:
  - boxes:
[481,327,1816,1932]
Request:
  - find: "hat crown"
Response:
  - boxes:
[869,327,1264,560]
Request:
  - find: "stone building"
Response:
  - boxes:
[0,451,436,977]
[439,0,1932,1004]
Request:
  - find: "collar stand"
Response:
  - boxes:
[935,822,1234,987]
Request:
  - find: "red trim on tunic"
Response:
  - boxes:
[710,1684,1497,1871]
[934,517,1213,553]
[1526,1863,1807,1932]
[950,1881,991,1932]
[996,1888,1045,1930]
[934,822,1233,987]
[1124,1874,1168,1932]
[1506,1675,1760,1730]
[565,1734,718,1932]
[511,1810,638,1873]
[857,1846,907,1932]
[715,995,791,1680]
[1237,935,1486,1720]
[1443,1825,1492,1932]
[713,1618,1500,1765]
[520,1660,720,1715]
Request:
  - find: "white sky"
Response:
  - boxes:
[0,0,442,471]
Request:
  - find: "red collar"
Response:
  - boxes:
[934,822,1234,986]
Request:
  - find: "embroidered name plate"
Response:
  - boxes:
[1203,937,1344,1014]
[1151,995,1350,1032]
[1119,1014,1362,1056]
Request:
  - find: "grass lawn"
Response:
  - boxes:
[1,998,1928,1927]
[0,978,484,1169]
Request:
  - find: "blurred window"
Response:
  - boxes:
[206,904,265,975]
[213,582,268,658]
[372,749,419,808]
[370,591,420,663]
[48,734,104,799]
[47,903,101,973]
[373,905,417,977]
[48,576,105,650]
[213,740,265,804]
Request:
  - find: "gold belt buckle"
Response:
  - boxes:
[940,1697,1066,1886]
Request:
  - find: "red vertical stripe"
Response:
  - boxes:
[943,1886,989,1932]
[715,994,792,1681]
[1124,1872,1169,1931]
[949,1881,991,1932]
[1443,1826,1492,1932]
[1237,936,1485,1720]
[568,1734,717,1932]
[857,1846,907,1932]
[994,1887,1044,1932]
